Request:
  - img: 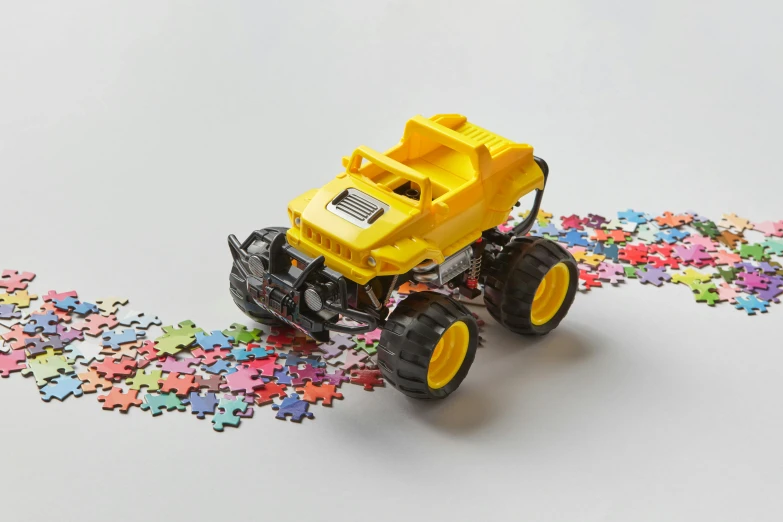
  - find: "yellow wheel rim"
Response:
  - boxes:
[531,262,570,326]
[427,321,470,389]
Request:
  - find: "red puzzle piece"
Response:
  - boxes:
[253,381,288,405]
[91,356,137,381]
[349,369,384,391]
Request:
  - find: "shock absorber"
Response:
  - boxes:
[461,239,485,298]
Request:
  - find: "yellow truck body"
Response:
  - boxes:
[285,114,546,285]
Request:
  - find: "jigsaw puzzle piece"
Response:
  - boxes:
[222,323,262,345]
[39,374,83,401]
[0,270,35,293]
[212,395,250,431]
[98,388,143,412]
[140,392,187,416]
[182,392,219,419]
[272,393,314,422]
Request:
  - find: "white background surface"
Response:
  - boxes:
[1,1,782,521]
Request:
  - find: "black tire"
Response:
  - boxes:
[377,291,479,400]
[484,236,578,335]
[228,227,289,326]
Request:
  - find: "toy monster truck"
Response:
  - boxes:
[229,114,578,400]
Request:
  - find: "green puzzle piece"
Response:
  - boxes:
[354,339,377,356]
[22,349,75,387]
[154,320,205,356]
[126,369,163,391]
[141,392,186,416]
[691,220,720,239]
[212,397,249,431]
[691,282,720,306]
[715,266,738,284]
[222,323,262,345]
[739,243,768,262]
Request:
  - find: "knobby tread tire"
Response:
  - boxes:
[483,236,578,335]
[377,291,479,400]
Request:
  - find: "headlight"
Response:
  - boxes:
[303,287,324,311]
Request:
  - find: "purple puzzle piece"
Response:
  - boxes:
[288,363,324,386]
[597,262,625,284]
[317,342,344,360]
[0,304,22,321]
[272,393,314,422]
[756,285,783,303]
[586,213,610,228]
[735,271,770,293]
[273,367,292,385]
[24,335,64,357]
[636,267,672,287]
[56,324,84,344]
[157,356,201,374]
[320,369,350,387]
[182,391,219,419]
[23,312,59,335]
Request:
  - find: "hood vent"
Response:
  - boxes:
[327,189,389,229]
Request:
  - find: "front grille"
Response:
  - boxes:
[303,225,354,261]
[326,188,389,229]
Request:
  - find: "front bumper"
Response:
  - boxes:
[228,230,378,341]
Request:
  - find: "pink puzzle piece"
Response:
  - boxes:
[0,350,27,377]
[717,282,740,304]
[0,271,36,293]
[156,356,200,375]
[357,329,382,346]
[222,367,265,394]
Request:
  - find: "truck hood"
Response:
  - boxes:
[292,175,423,256]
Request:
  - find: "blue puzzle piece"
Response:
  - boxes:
[655,228,690,244]
[273,367,292,385]
[272,393,314,422]
[593,242,620,262]
[734,295,769,315]
[101,328,145,349]
[538,222,561,237]
[203,359,233,375]
[617,209,648,224]
[53,296,99,315]
[23,311,58,335]
[560,229,592,248]
[195,330,234,351]
[279,353,325,368]
[182,391,220,419]
[230,346,274,362]
[40,374,83,402]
